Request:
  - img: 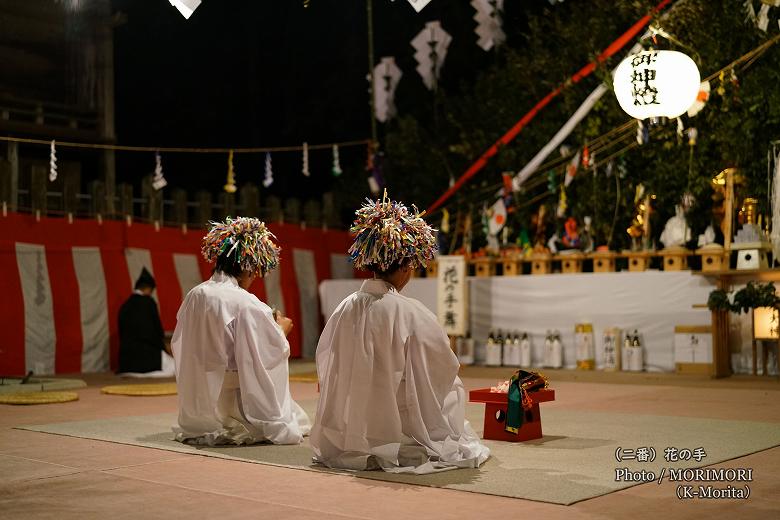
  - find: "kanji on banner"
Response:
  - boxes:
[437,255,468,336]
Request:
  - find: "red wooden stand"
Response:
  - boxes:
[469,388,555,442]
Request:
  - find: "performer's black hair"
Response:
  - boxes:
[367,259,408,276]
[214,251,245,278]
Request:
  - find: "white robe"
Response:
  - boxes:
[311,279,490,474]
[171,272,311,445]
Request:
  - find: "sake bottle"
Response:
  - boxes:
[551,330,563,368]
[520,332,532,367]
[478,330,493,366]
[510,333,521,366]
[629,330,643,371]
[486,330,502,366]
[544,330,552,367]
[622,333,633,371]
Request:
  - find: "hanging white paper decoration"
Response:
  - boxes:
[169,0,202,19]
[411,21,452,91]
[263,152,274,188]
[373,57,402,123]
[302,142,310,177]
[613,50,700,120]
[224,150,237,193]
[49,140,58,182]
[152,151,167,190]
[471,0,505,51]
[331,144,342,177]
[406,0,434,12]
[367,176,380,195]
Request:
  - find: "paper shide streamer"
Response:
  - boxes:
[332,144,342,177]
[224,150,237,193]
[263,152,274,188]
[152,151,167,190]
[49,140,57,182]
[302,142,310,177]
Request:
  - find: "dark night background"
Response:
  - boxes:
[110,0,535,207]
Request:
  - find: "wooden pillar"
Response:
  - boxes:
[303,199,322,227]
[196,190,212,227]
[266,195,283,223]
[240,183,260,218]
[322,192,340,227]
[90,180,107,217]
[62,162,81,216]
[117,183,134,219]
[172,188,188,226]
[30,164,47,216]
[141,175,162,222]
[218,192,236,220]
[284,198,301,224]
[7,141,18,212]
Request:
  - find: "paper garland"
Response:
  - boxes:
[302,142,310,177]
[224,150,237,193]
[49,140,57,182]
[263,152,274,188]
[331,144,342,176]
[152,151,167,190]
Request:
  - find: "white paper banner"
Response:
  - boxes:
[436,255,468,336]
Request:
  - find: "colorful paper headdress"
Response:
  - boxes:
[201,216,280,277]
[349,192,437,272]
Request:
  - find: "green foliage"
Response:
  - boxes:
[707,282,780,313]
[385,0,780,251]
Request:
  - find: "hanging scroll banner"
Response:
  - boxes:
[437,255,468,336]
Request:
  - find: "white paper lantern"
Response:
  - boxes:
[613,50,700,120]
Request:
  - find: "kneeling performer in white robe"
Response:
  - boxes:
[172,217,311,445]
[311,196,490,474]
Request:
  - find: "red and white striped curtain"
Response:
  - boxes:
[0,213,357,376]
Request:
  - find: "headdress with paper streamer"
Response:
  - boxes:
[201,216,281,278]
[411,21,452,91]
[349,192,437,272]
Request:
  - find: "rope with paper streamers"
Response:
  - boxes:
[0,136,370,154]
[224,150,237,193]
[263,152,274,188]
[49,140,57,182]
[302,142,310,177]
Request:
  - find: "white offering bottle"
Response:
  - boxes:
[475,330,490,366]
[622,333,633,371]
[550,330,563,368]
[520,332,532,367]
[486,330,502,366]
[503,332,519,366]
[543,330,552,367]
[629,330,644,371]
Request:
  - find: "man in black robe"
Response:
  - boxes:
[118,268,167,373]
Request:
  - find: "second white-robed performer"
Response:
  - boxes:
[311,195,490,474]
[172,217,310,445]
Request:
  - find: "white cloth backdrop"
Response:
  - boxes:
[319,272,715,372]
